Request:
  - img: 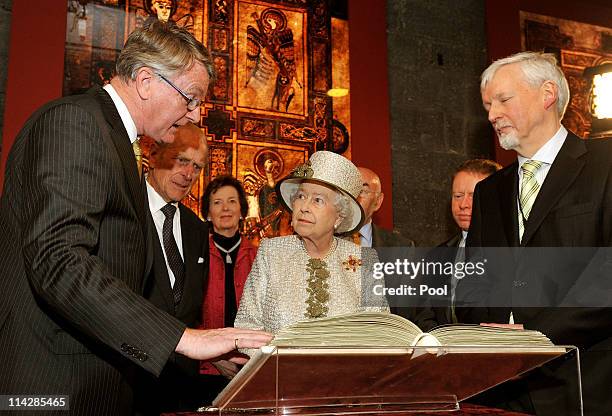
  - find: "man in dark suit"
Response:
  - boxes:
[355,167,416,320]
[415,159,501,330]
[0,21,270,415]
[456,51,612,415]
[355,166,415,249]
[134,123,209,414]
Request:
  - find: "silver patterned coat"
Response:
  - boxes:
[234,235,389,341]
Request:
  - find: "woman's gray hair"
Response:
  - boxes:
[116,19,215,83]
[480,51,569,119]
[288,187,353,234]
[333,192,353,234]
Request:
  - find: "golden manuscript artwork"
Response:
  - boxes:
[235,2,308,118]
[63,0,351,244]
[520,11,612,138]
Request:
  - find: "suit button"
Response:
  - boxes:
[138,352,149,362]
[513,280,527,288]
[121,343,129,352]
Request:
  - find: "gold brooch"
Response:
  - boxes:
[342,255,362,272]
[291,161,314,179]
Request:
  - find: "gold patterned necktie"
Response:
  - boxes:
[518,160,542,241]
[132,139,143,179]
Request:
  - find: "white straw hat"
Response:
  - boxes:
[276,151,364,234]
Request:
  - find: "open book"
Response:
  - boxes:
[271,311,555,348]
[211,312,567,410]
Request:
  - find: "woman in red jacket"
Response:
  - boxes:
[199,175,257,400]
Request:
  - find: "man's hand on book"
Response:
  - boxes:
[480,323,524,330]
[175,327,273,361]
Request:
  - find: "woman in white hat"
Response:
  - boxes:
[234,151,389,342]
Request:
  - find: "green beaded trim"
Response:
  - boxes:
[305,258,330,319]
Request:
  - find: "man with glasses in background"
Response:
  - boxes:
[0,20,270,415]
[355,166,415,250]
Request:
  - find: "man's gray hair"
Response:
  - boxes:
[116,19,215,82]
[480,51,570,119]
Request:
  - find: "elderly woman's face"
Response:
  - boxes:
[208,185,241,236]
[291,182,340,242]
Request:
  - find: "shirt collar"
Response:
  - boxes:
[517,125,567,168]
[360,220,373,242]
[103,84,138,144]
[146,178,178,214]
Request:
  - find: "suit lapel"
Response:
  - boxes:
[521,133,586,246]
[141,182,156,294]
[371,224,380,247]
[445,233,462,247]
[498,163,520,247]
[152,223,176,313]
[91,88,147,234]
[175,204,202,315]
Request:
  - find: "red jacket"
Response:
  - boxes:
[200,235,257,374]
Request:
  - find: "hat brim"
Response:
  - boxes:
[276,177,364,234]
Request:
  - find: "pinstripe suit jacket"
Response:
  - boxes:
[0,87,186,415]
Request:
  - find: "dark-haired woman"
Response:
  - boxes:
[199,175,257,398]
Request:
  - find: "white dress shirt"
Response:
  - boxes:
[517,125,567,194]
[359,221,373,248]
[103,84,138,144]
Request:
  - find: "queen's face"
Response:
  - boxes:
[291,182,340,243]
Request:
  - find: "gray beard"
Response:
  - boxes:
[498,132,520,150]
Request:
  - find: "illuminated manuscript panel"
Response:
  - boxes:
[520,11,612,138]
[234,0,308,119]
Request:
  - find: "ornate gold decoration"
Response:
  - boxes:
[305,258,330,319]
[291,161,313,178]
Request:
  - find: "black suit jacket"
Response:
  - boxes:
[411,233,463,330]
[372,224,416,249]
[370,224,417,320]
[136,201,209,414]
[0,87,186,415]
[456,132,612,415]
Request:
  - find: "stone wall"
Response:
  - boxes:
[386,0,494,246]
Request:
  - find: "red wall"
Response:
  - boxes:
[348,0,393,229]
[1,0,67,193]
[485,0,612,166]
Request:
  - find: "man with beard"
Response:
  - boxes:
[456,51,612,415]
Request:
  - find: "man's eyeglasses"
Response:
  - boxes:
[359,188,380,196]
[157,73,201,111]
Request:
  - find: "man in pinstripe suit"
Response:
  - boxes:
[0,21,270,415]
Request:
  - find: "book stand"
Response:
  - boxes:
[210,345,580,415]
